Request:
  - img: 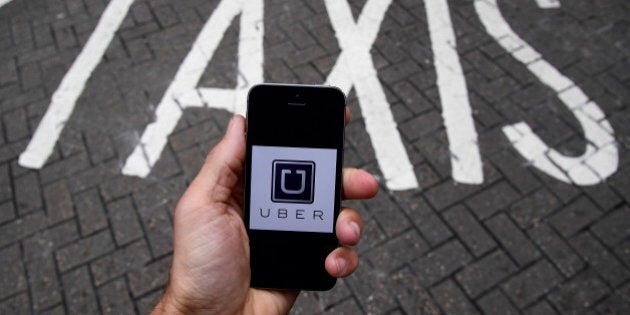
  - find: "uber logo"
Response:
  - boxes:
[272,160,315,203]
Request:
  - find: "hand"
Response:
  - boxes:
[153,113,378,314]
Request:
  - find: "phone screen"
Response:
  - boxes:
[249,145,337,233]
[244,84,345,290]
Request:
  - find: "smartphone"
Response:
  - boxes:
[244,83,345,290]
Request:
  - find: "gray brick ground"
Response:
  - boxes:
[549,196,601,237]
[455,250,518,298]
[548,270,610,313]
[413,239,472,287]
[1,0,629,313]
[431,280,479,315]
[98,278,135,314]
[0,244,27,299]
[485,214,540,266]
[501,259,563,308]
[56,229,114,271]
[528,223,585,278]
[444,205,497,257]
[90,239,151,286]
[62,266,99,314]
[476,289,518,315]
[106,197,143,246]
[570,232,630,287]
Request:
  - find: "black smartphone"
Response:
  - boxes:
[244,83,345,290]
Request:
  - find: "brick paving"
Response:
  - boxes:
[1,0,629,314]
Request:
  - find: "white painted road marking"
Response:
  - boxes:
[0,0,13,9]
[15,0,619,189]
[475,0,618,185]
[424,0,484,184]
[324,0,419,190]
[18,0,135,169]
[122,0,263,177]
[534,0,561,9]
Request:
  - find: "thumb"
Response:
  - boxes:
[179,115,246,209]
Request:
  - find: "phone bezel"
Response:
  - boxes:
[244,83,345,290]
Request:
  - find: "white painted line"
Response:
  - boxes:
[476,0,618,185]
[425,0,484,184]
[18,0,135,169]
[0,0,14,9]
[534,0,561,9]
[324,0,418,190]
[122,0,263,177]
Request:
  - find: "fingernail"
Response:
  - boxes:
[336,258,347,275]
[350,221,361,238]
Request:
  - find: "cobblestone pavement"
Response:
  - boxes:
[1,0,629,314]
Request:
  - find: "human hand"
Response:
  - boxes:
[153,113,378,314]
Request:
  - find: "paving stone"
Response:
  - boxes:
[84,131,115,164]
[509,188,561,229]
[582,184,623,212]
[443,205,496,257]
[39,305,65,315]
[3,108,29,141]
[0,210,47,247]
[106,196,143,246]
[387,267,440,314]
[0,293,30,314]
[466,181,519,219]
[26,253,61,311]
[346,264,397,314]
[14,172,42,215]
[549,196,601,237]
[322,298,364,314]
[570,232,630,287]
[135,290,163,315]
[90,239,151,286]
[485,214,541,266]
[413,239,472,287]
[430,280,479,315]
[366,229,428,273]
[390,80,433,114]
[424,182,480,211]
[590,205,630,247]
[23,220,79,262]
[98,277,135,314]
[62,266,99,314]
[127,255,171,297]
[476,289,519,315]
[312,279,353,311]
[528,223,584,278]
[548,270,610,313]
[399,111,443,142]
[56,229,114,271]
[489,150,541,194]
[74,188,109,236]
[43,179,74,224]
[455,250,518,298]
[0,244,27,299]
[0,200,15,224]
[136,204,173,258]
[614,239,630,268]
[595,282,630,314]
[501,259,562,308]
[0,164,11,203]
[396,194,452,246]
[523,300,558,315]
[364,191,412,237]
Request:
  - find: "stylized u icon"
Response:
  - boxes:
[280,169,306,194]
